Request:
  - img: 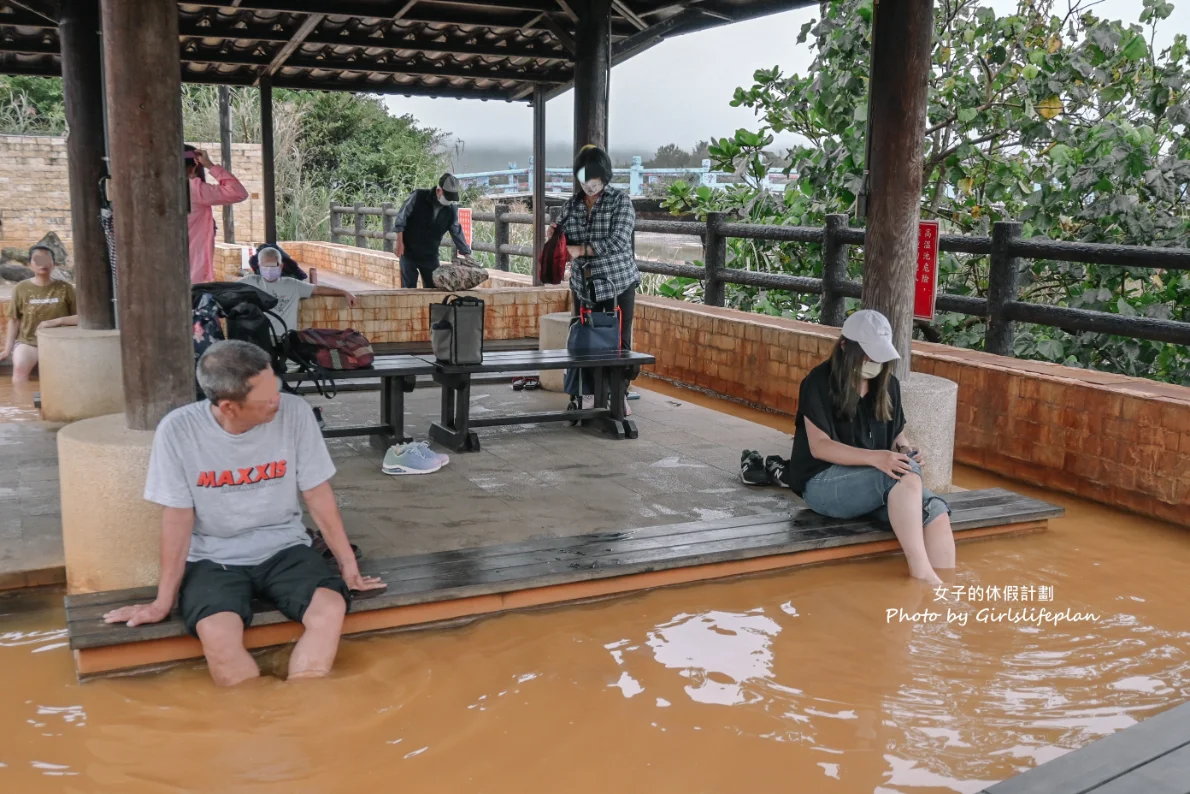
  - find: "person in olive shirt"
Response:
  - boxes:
[1,245,78,383]
[392,173,477,288]
[788,310,954,584]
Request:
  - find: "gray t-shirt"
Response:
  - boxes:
[143,394,336,566]
[238,274,315,336]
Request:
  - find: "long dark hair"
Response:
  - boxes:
[829,337,894,422]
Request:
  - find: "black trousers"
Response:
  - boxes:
[400,256,438,288]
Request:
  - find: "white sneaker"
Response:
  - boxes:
[581,395,595,410]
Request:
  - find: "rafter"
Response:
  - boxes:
[260,13,324,78]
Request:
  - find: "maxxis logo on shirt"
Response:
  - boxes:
[196,460,287,488]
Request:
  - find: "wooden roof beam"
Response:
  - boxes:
[611,0,646,31]
[4,0,55,24]
[260,12,324,79]
[184,67,527,101]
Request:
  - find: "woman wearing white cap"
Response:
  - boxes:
[787,309,954,584]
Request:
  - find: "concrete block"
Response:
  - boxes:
[538,311,571,392]
[58,414,161,594]
[37,327,125,422]
[902,372,959,493]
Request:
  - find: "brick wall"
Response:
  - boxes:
[632,296,1190,528]
[296,287,568,343]
[0,135,265,261]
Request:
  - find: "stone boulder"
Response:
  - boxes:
[0,263,34,283]
[1,246,29,265]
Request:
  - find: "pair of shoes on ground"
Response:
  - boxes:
[383,440,450,475]
[740,450,790,488]
[511,376,541,391]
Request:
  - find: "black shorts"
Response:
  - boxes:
[178,543,351,637]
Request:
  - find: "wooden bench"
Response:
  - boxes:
[287,339,540,395]
[980,699,1190,793]
[64,488,1062,678]
[281,354,436,450]
[428,349,656,452]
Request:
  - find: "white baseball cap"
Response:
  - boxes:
[841,309,900,363]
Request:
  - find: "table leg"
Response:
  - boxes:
[609,366,638,439]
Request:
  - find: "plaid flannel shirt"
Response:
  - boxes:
[561,185,638,305]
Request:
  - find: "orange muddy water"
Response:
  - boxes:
[3,381,1190,793]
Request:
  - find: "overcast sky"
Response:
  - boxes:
[384,0,1189,156]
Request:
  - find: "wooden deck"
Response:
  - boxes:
[980,700,1190,794]
[65,487,1062,678]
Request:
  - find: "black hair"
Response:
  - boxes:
[573,145,613,183]
[28,244,56,265]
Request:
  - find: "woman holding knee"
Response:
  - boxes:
[787,310,955,584]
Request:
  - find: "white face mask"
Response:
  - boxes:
[576,167,604,196]
[260,264,282,282]
[861,361,883,380]
[437,192,453,207]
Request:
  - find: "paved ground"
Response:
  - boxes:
[0,378,801,586]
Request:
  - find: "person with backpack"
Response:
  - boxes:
[392,173,479,288]
[238,245,357,337]
[186,145,249,284]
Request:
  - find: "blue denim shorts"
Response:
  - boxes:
[801,458,951,528]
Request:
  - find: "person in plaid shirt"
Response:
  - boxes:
[560,145,640,411]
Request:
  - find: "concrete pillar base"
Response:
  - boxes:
[902,373,958,493]
[37,327,125,422]
[538,311,572,392]
[58,413,160,594]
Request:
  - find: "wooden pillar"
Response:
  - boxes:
[100,0,193,430]
[59,0,113,330]
[860,0,935,380]
[218,85,235,244]
[572,0,611,161]
[532,86,546,286]
[260,78,277,244]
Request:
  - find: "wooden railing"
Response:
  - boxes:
[329,203,1190,355]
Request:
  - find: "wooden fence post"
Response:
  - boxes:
[495,201,511,271]
[353,203,365,249]
[381,202,394,253]
[820,213,849,326]
[329,200,339,243]
[703,211,727,307]
[986,221,1022,357]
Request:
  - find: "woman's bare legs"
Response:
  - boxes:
[885,473,942,585]
[924,513,956,570]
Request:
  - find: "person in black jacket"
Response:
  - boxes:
[393,173,476,288]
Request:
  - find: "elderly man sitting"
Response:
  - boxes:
[104,340,383,686]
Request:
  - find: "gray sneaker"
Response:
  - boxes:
[382,442,446,475]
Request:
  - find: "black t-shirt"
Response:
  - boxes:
[787,360,906,495]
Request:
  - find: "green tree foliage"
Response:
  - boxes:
[0,76,66,134]
[663,0,1190,384]
[645,141,712,168]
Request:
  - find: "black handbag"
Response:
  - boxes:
[430,295,485,365]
